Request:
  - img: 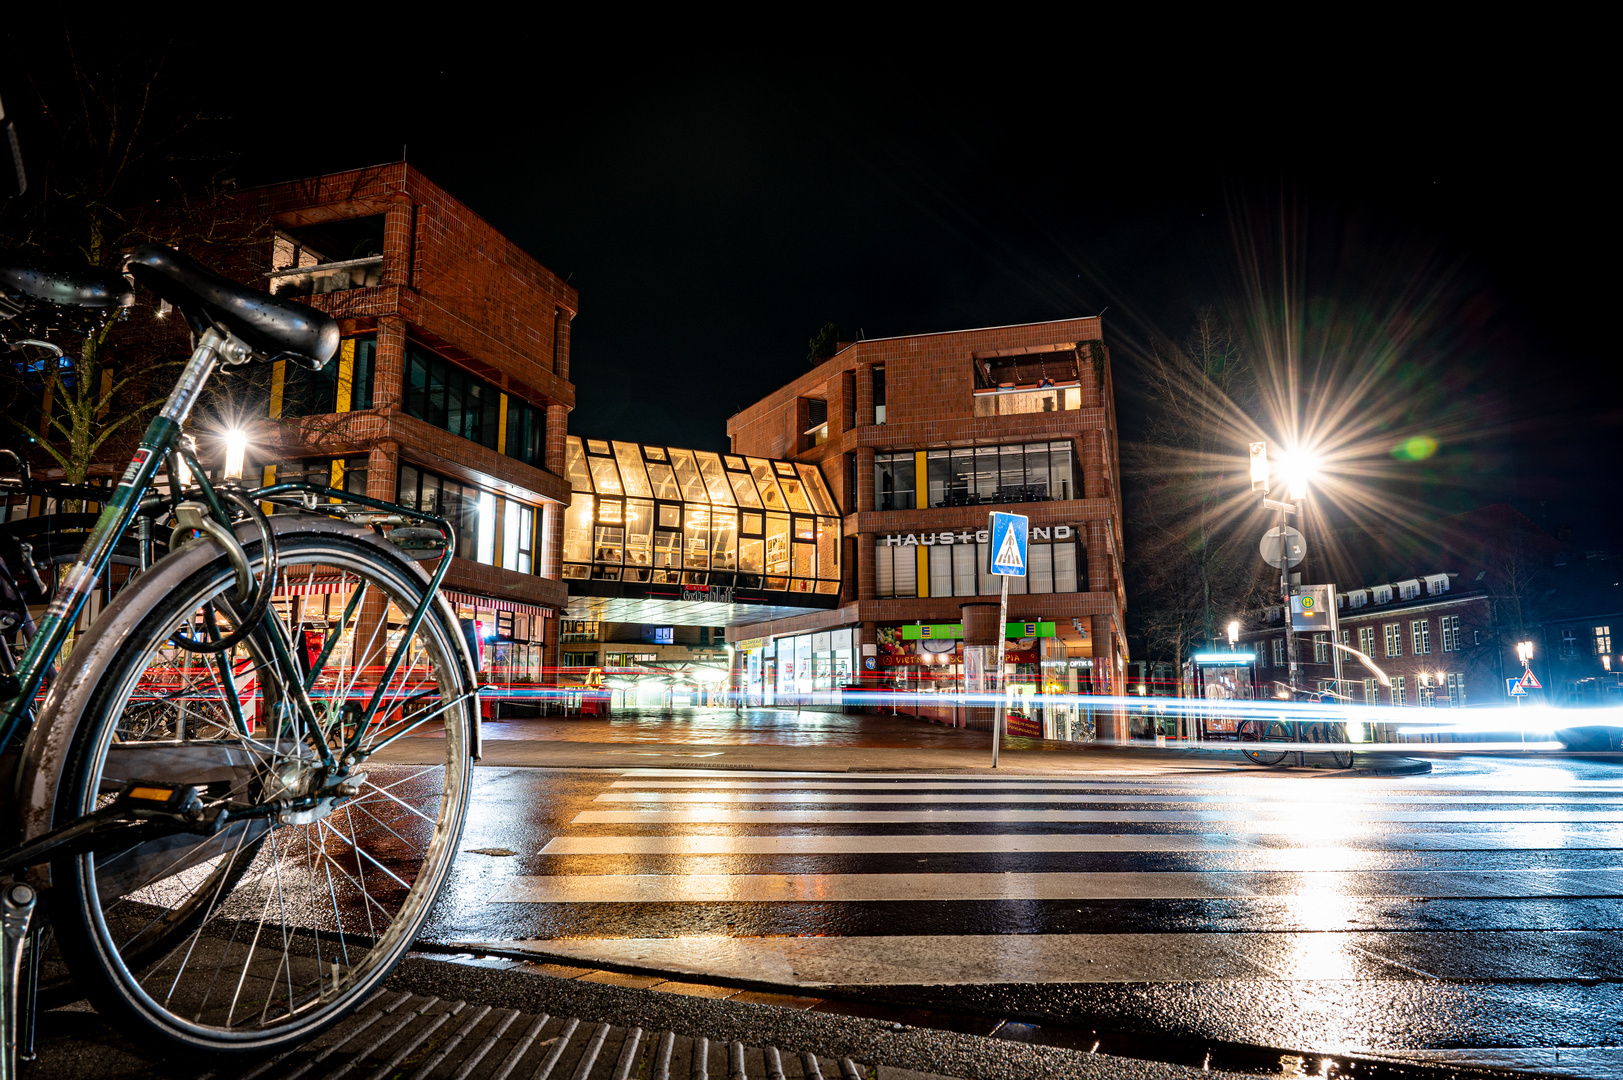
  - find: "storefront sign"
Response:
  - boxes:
[880,525,1075,546]
[681,583,736,603]
[901,622,1057,641]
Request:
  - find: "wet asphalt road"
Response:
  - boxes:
[410,709,1623,1073]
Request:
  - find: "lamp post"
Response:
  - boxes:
[1227,620,1240,651]
[1252,441,1309,697]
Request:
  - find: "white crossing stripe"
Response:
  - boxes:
[573,808,1623,824]
[591,789,1622,806]
[465,930,1623,985]
[488,868,1623,903]
[537,830,1623,856]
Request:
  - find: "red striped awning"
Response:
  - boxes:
[443,590,554,617]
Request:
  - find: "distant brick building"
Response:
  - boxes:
[724,318,1128,741]
[237,163,577,680]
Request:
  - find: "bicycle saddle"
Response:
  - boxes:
[124,244,338,371]
[0,260,134,310]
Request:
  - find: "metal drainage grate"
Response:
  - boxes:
[211,992,884,1080]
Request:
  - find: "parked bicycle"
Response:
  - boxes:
[0,237,480,1073]
[1236,691,1355,769]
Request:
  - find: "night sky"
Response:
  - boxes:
[4,34,1616,544]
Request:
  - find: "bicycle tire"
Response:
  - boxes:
[1238,717,1290,765]
[31,516,474,1055]
[1310,722,1354,768]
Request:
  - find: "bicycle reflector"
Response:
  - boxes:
[120,782,204,813]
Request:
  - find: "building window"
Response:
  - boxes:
[268,218,385,297]
[919,442,1075,508]
[1561,628,1578,659]
[1394,675,1406,706]
[1441,615,1461,652]
[1418,674,1436,707]
[397,463,540,573]
[971,346,1083,416]
[276,334,376,418]
[1411,620,1431,655]
[1363,677,1377,704]
[873,365,886,425]
[275,456,369,499]
[1313,633,1329,663]
[873,451,916,511]
[1358,626,1376,657]
[1446,672,1466,708]
[1596,626,1613,654]
[561,651,598,667]
[1384,623,1402,658]
[404,342,545,467]
[872,534,1083,598]
[1273,638,1284,667]
[560,620,598,642]
[802,397,829,448]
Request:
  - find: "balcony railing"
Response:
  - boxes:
[268,255,385,298]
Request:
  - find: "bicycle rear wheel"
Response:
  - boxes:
[1238,717,1290,765]
[31,516,474,1055]
[1306,722,1355,768]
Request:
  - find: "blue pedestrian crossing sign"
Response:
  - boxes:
[1506,677,1528,697]
[987,512,1029,577]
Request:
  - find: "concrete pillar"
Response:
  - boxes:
[382,197,414,289]
[961,601,1001,732]
[855,364,875,427]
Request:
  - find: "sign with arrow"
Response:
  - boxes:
[987,512,1028,577]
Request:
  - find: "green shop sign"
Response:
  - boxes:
[901,622,1056,641]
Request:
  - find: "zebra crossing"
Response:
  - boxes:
[479,767,1623,989]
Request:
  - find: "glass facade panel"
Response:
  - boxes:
[696,452,735,504]
[778,475,813,513]
[1029,542,1053,593]
[646,460,681,500]
[1054,540,1079,591]
[739,536,764,573]
[952,544,977,596]
[668,449,709,503]
[796,463,838,515]
[816,518,839,580]
[565,438,592,491]
[712,509,738,570]
[765,513,791,575]
[747,459,788,511]
[684,505,711,568]
[929,545,951,597]
[563,493,593,565]
[926,451,950,508]
[404,342,534,457]
[625,499,653,568]
[728,469,763,507]
[613,442,653,497]
[587,455,622,495]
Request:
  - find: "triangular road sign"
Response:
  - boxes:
[995,521,1025,571]
[1518,669,1542,689]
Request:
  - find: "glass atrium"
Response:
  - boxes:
[563,437,843,598]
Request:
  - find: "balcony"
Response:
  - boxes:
[268,255,384,298]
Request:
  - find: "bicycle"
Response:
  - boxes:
[1236,699,1354,770]
[0,242,480,1071]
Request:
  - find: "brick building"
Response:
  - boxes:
[723,317,1128,741]
[237,163,577,679]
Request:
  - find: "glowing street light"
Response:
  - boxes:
[223,429,248,482]
[1516,640,1534,667]
[1281,450,1317,502]
[1248,441,1270,492]
[1227,620,1240,647]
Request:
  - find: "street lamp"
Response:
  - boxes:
[1517,640,1534,667]
[1227,620,1240,649]
[223,428,248,483]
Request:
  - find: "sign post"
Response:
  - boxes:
[987,512,1029,768]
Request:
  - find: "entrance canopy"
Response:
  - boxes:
[562,437,843,626]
